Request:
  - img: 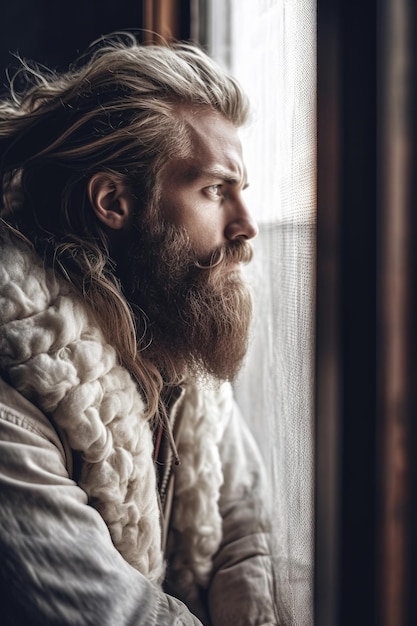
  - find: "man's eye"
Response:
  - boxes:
[206,184,222,197]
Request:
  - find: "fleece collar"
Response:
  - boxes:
[0,231,228,593]
[0,233,164,583]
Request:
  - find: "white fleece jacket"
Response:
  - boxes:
[0,232,278,625]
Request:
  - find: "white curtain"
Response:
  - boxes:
[206,2,316,624]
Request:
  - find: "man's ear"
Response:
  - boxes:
[88,172,135,230]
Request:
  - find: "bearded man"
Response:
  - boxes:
[0,33,277,625]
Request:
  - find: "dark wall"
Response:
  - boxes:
[0,0,144,89]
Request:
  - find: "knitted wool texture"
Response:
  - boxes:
[0,232,225,589]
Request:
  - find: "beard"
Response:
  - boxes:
[116,213,254,384]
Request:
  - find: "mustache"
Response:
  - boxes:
[196,239,254,271]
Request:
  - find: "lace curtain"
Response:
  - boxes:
[204,1,316,624]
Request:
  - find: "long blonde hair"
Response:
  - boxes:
[0,32,249,419]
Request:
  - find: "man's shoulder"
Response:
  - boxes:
[0,376,51,430]
[0,376,71,469]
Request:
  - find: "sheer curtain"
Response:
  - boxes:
[204,2,316,624]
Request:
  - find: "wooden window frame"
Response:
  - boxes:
[316,0,417,624]
[142,0,190,42]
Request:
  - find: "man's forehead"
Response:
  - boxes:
[182,107,242,146]
[175,107,247,183]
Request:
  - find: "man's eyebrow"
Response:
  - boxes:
[188,166,249,188]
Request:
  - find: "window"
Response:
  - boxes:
[199,2,316,623]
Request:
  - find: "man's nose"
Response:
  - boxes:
[225,196,259,241]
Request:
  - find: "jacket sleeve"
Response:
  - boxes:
[207,394,279,626]
[0,393,203,626]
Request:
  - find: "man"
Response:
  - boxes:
[0,33,277,625]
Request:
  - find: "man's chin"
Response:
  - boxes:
[119,221,253,384]
[139,282,252,385]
